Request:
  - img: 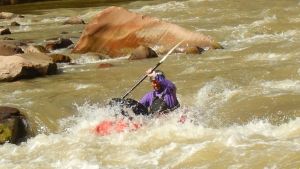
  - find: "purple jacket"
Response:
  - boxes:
[139,74,179,110]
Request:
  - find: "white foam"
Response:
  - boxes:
[260,80,300,95]
[73,54,127,65]
[41,17,68,23]
[289,17,300,23]
[245,53,287,61]
[195,77,241,112]
[73,84,95,90]
[179,66,197,75]
[136,1,186,12]
[0,101,299,169]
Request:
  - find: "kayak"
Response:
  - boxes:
[93,98,186,136]
[93,119,142,136]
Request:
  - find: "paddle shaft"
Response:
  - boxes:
[122,63,161,99]
[121,40,184,99]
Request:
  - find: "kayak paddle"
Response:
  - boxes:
[122,40,184,99]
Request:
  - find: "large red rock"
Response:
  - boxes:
[0,53,57,82]
[72,6,223,58]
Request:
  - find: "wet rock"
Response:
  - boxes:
[0,12,15,19]
[63,16,85,25]
[0,106,30,145]
[182,46,205,54]
[0,53,57,82]
[129,45,158,60]
[97,63,113,69]
[10,21,20,26]
[73,6,223,58]
[0,28,11,35]
[49,54,71,63]
[0,41,24,56]
[45,38,73,51]
[3,37,15,40]
[23,45,49,54]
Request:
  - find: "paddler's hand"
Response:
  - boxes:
[146,68,156,78]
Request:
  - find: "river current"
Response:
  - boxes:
[0,0,299,168]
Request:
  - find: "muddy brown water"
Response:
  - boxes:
[0,0,299,168]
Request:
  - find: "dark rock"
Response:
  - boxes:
[24,45,49,53]
[45,38,73,51]
[0,28,11,35]
[3,37,14,40]
[182,46,205,54]
[0,107,20,119]
[11,21,20,26]
[129,45,158,60]
[49,54,71,63]
[0,106,30,145]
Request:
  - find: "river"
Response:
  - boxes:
[0,0,299,168]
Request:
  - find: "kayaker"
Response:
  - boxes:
[139,69,180,114]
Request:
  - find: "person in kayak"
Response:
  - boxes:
[139,69,180,114]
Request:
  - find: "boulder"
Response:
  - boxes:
[183,46,205,54]
[129,45,158,60]
[97,63,113,68]
[2,37,14,40]
[0,106,30,144]
[23,45,49,53]
[49,54,71,63]
[0,12,15,19]
[0,28,11,35]
[72,6,223,58]
[0,41,24,56]
[0,53,57,82]
[11,21,20,26]
[63,16,85,25]
[45,38,73,51]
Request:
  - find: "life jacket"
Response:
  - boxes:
[149,92,169,114]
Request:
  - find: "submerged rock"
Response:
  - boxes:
[10,21,20,26]
[73,6,223,58]
[97,63,113,69]
[0,106,30,145]
[0,28,11,35]
[0,53,57,82]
